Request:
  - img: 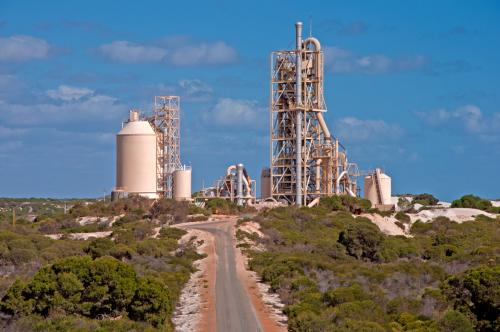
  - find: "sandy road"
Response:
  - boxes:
[177,216,284,332]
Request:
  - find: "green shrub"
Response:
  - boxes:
[338,218,384,261]
[320,195,371,214]
[128,277,172,327]
[442,265,500,330]
[451,194,492,211]
[438,310,473,332]
[323,283,369,307]
[395,211,411,224]
[205,198,238,214]
[413,193,439,206]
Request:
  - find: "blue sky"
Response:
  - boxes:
[0,0,499,201]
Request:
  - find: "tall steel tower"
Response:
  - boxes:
[270,22,359,206]
[150,96,182,198]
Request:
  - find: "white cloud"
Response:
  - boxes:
[417,104,500,142]
[98,41,167,63]
[98,39,237,66]
[46,85,94,101]
[153,79,213,102]
[0,86,126,125]
[334,117,404,141]
[0,35,50,61]
[168,41,237,66]
[324,46,426,74]
[207,98,265,127]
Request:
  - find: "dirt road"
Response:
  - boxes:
[177,216,284,332]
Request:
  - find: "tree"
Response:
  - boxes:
[128,277,172,327]
[442,265,500,330]
[413,193,439,206]
[451,194,493,211]
[438,310,473,332]
[338,219,384,261]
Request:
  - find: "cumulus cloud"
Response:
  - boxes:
[333,117,404,142]
[168,41,237,66]
[154,79,213,102]
[46,85,94,101]
[98,39,237,66]
[0,35,50,61]
[0,85,125,125]
[417,104,500,141]
[206,98,266,128]
[98,41,167,63]
[324,46,427,74]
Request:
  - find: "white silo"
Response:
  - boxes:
[364,169,391,206]
[173,166,192,201]
[116,110,158,199]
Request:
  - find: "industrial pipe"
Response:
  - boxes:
[315,159,322,193]
[316,112,331,140]
[336,171,348,194]
[236,164,244,206]
[303,37,321,51]
[307,197,320,207]
[226,165,236,176]
[295,21,303,206]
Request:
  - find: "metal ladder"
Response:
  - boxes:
[374,168,384,205]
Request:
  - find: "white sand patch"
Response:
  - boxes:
[491,201,500,207]
[45,231,113,240]
[172,228,213,332]
[360,214,408,237]
[238,221,264,238]
[76,215,123,226]
[408,208,495,223]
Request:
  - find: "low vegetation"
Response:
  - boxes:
[0,197,205,331]
[245,197,499,331]
[451,194,500,213]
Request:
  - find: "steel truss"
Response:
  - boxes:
[270,27,359,205]
[148,96,181,198]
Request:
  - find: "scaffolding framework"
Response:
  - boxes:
[270,24,359,205]
[149,96,181,198]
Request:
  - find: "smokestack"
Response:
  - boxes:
[236,163,244,206]
[295,22,303,206]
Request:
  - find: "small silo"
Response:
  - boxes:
[364,169,391,206]
[260,168,271,199]
[173,166,192,201]
[116,111,158,199]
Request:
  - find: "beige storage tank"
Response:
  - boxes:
[260,168,271,199]
[173,167,192,201]
[364,169,391,206]
[116,111,158,199]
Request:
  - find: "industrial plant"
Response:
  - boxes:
[112,22,392,210]
[113,96,191,202]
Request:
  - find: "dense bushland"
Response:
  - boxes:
[247,203,499,331]
[0,198,204,331]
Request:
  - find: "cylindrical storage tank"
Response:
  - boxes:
[260,168,271,199]
[364,176,377,205]
[364,170,392,206]
[173,167,192,201]
[116,112,158,199]
[379,173,391,205]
